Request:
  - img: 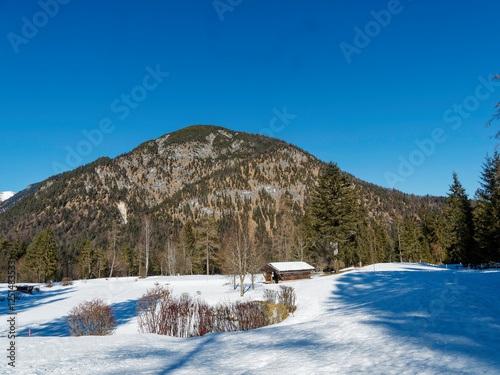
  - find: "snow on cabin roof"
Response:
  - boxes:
[267,262,315,272]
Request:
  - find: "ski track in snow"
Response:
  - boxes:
[1,263,499,374]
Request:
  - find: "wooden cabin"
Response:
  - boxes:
[261,262,315,284]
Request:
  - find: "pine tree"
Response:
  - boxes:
[178,221,196,274]
[195,216,219,275]
[308,162,367,268]
[43,226,58,280]
[418,205,447,264]
[474,152,500,262]
[79,239,94,279]
[442,173,476,264]
[23,226,58,282]
[400,215,421,263]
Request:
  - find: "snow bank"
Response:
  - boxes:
[1,263,499,374]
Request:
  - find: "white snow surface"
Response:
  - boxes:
[2,263,500,374]
[268,261,315,272]
[0,191,15,203]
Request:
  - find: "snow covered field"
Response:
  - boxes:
[1,263,499,374]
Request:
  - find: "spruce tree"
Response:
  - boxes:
[23,226,58,282]
[179,221,196,274]
[79,240,94,278]
[474,152,500,262]
[42,226,58,280]
[400,215,422,262]
[443,173,476,264]
[308,162,367,268]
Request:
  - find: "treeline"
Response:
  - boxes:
[391,152,500,266]
[1,152,498,283]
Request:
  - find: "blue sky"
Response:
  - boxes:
[1,0,499,197]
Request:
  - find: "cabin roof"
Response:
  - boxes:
[263,261,315,273]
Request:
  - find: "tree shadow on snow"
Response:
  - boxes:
[18,315,70,337]
[15,295,140,337]
[102,333,219,375]
[233,283,252,295]
[329,269,500,368]
[0,287,74,316]
[110,298,140,327]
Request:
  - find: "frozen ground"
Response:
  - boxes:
[1,263,499,374]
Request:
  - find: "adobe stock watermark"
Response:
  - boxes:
[6,260,17,368]
[259,107,297,138]
[51,65,169,174]
[7,0,71,54]
[385,75,500,187]
[213,0,242,22]
[339,0,407,64]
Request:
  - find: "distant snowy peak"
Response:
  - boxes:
[0,191,15,203]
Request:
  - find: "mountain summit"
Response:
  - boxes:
[0,125,444,245]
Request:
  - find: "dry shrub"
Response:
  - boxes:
[67,298,116,336]
[137,285,286,337]
[278,285,297,312]
[137,286,212,337]
[263,289,278,304]
[232,302,268,331]
[62,277,73,286]
[258,301,289,324]
[45,281,52,288]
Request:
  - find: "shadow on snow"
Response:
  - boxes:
[328,268,500,368]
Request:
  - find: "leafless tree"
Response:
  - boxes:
[195,216,219,276]
[222,217,254,296]
[162,236,176,276]
[142,216,153,277]
[106,221,121,278]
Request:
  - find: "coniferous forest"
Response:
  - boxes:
[0,127,498,284]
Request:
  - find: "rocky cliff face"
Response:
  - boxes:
[0,125,445,243]
[0,126,322,239]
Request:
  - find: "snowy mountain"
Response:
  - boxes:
[1,263,499,374]
[0,183,40,214]
[0,191,15,203]
[0,125,446,244]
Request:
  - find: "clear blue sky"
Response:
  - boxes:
[1,0,499,197]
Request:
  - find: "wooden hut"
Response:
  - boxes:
[261,261,315,284]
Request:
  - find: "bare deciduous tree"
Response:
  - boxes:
[195,216,219,276]
[141,216,153,277]
[106,221,121,278]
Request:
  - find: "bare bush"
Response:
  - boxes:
[278,285,297,312]
[136,284,172,335]
[263,289,278,304]
[137,285,213,337]
[67,298,116,336]
[62,277,73,286]
[233,301,268,331]
[137,285,290,337]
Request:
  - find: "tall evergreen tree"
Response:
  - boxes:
[23,226,58,282]
[474,152,500,262]
[400,215,422,262]
[308,162,367,268]
[178,221,196,274]
[79,239,94,279]
[443,173,476,264]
